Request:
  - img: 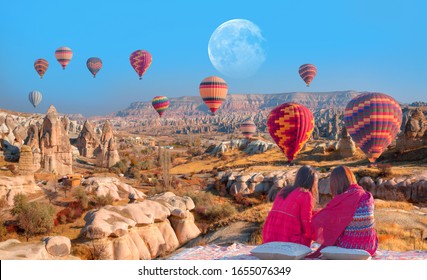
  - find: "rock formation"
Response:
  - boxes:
[80,192,200,260]
[397,108,427,152]
[82,176,146,201]
[96,120,120,168]
[0,175,40,206]
[18,145,35,175]
[76,120,100,158]
[338,126,356,158]
[0,237,78,260]
[39,105,73,174]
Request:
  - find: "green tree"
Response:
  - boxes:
[11,195,55,241]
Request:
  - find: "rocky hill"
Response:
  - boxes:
[113,90,361,118]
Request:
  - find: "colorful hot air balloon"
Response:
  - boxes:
[299,64,317,87]
[241,119,257,139]
[86,57,103,78]
[28,90,42,108]
[267,102,314,163]
[199,76,228,115]
[344,92,402,163]
[34,58,49,79]
[55,46,73,70]
[152,96,170,117]
[130,50,152,80]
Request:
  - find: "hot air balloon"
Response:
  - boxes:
[299,64,317,87]
[241,119,257,139]
[86,57,103,78]
[267,102,314,163]
[34,58,49,79]
[152,96,170,117]
[55,46,73,70]
[130,50,152,80]
[199,76,228,115]
[28,90,42,108]
[344,92,402,163]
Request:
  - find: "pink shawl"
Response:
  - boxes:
[312,184,366,246]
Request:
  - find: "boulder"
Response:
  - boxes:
[0,238,78,260]
[43,236,71,257]
[169,211,201,245]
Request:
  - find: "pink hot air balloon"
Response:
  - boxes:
[130,50,152,80]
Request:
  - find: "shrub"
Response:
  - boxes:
[93,193,114,208]
[14,201,55,241]
[377,164,393,178]
[189,192,237,222]
[10,193,29,216]
[72,186,89,210]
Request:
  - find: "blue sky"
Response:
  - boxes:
[0,0,426,116]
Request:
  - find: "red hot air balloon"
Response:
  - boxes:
[241,119,257,139]
[152,96,170,117]
[199,76,228,115]
[344,92,402,163]
[130,50,152,80]
[267,102,314,163]
[55,46,73,70]
[87,57,103,78]
[34,58,49,79]
[299,64,317,87]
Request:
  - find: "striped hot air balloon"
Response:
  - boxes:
[199,76,228,115]
[267,103,314,163]
[241,119,257,139]
[344,92,402,163]
[28,90,42,108]
[86,57,103,78]
[130,50,152,80]
[152,96,170,117]
[34,58,49,79]
[298,64,317,87]
[55,46,73,70]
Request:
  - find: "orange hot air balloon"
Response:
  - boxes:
[34,58,49,79]
[267,102,314,163]
[240,119,257,139]
[299,64,317,87]
[344,92,402,163]
[199,76,228,115]
[130,50,152,80]
[55,46,73,70]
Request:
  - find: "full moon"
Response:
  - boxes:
[208,19,266,79]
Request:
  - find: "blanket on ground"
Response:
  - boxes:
[167,243,427,260]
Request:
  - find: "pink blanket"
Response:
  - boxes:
[168,243,427,260]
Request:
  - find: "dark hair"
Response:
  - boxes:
[330,165,357,196]
[280,165,319,204]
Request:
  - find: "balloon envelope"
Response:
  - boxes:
[240,120,257,139]
[299,64,317,87]
[130,50,152,79]
[267,102,314,162]
[55,46,73,70]
[28,90,42,108]
[344,92,402,163]
[199,76,228,115]
[87,57,103,78]
[34,58,49,79]
[152,96,170,117]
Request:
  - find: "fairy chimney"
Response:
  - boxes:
[39,105,73,174]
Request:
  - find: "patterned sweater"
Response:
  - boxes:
[335,188,378,255]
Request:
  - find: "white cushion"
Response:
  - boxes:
[320,246,371,260]
[250,242,312,260]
